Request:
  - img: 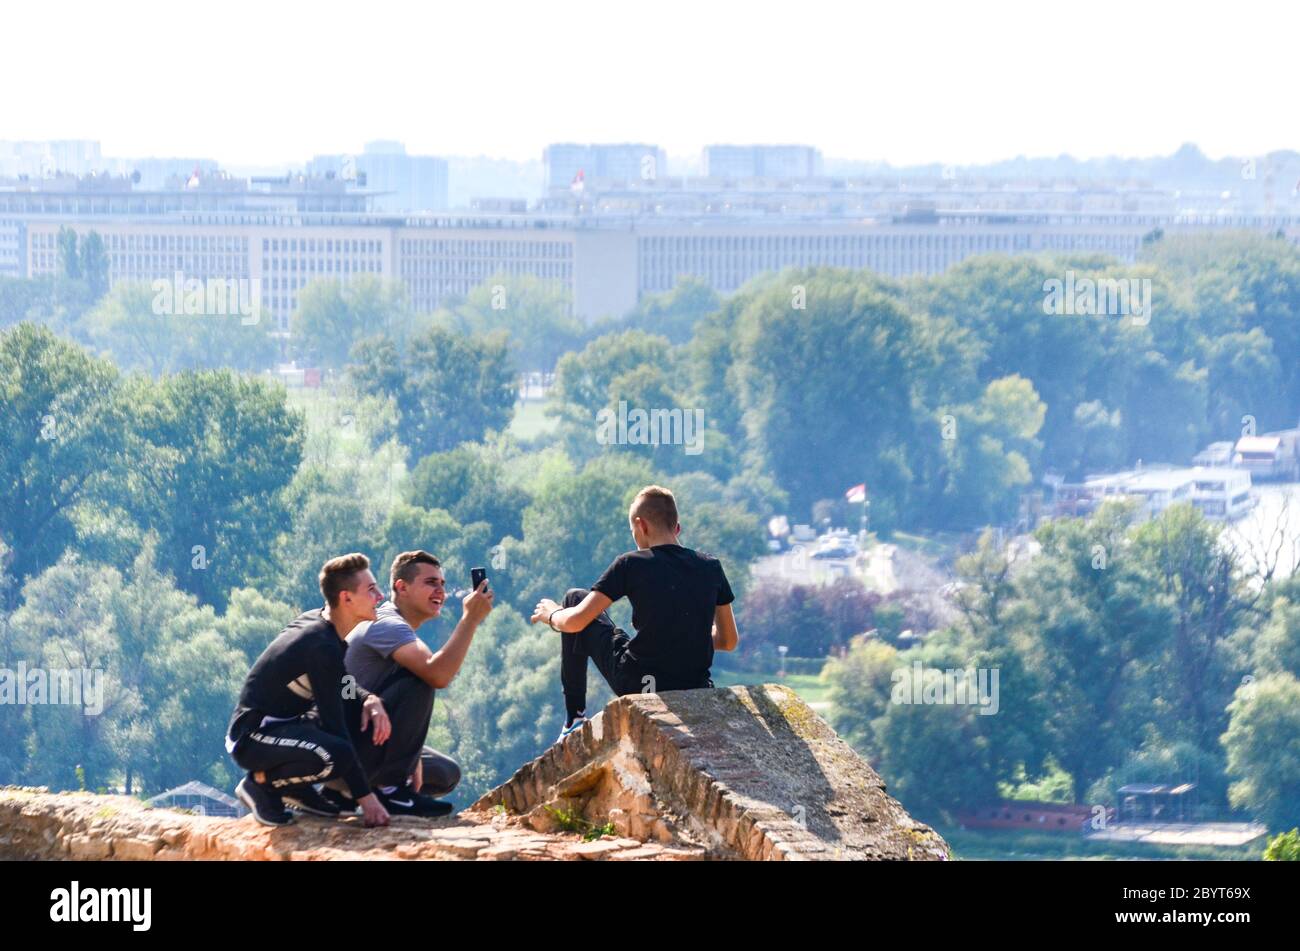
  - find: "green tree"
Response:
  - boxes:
[682,297,748,453]
[674,498,766,602]
[1055,400,1125,476]
[927,375,1046,528]
[1222,673,1300,832]
[1143,233,1300,430]
[0,274,97,338]
[1131,504,1249,755]
[404,444,530,543]
[616,276,721,344]
[917,255,1209,472]
[826,637,899,758]
[0,324,130,599]
[547,330,675,439]
[57,227,81,281]
[267,436,404,610]
[1020,501,1173,799]
[0,540,27,782]
[146,625,246,791]
[271,493,382,612]
[0,276,52,329]
[14,544,249,794]
[217,586,298,667]
[127,370,306,610]
[1251,595,1300,679]
[1203,330,1281,436]
[870,639,1006,822]
[1117,351,1206,465]
[86,282,277,375]
[1087,738,1229,820]
[349,326,516,462]
[292,277,419,370]
[738,576,878,659]
[450,273,582,375]
[11,555,140,791]
[1264,828,1300,861]
[728,270,933,525]
[919,255,1104,469]
[79,231,109,301]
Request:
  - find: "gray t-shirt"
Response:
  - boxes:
[345,601,419,692]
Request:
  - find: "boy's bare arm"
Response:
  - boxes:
[391,581,494,688]
[532,591,613,632]
[712,602,739,651]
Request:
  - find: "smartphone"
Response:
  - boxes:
[471,566,488,592]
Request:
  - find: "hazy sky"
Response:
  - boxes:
[4,0,1294,167]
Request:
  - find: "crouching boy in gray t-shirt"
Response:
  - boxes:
[342,550,493,817]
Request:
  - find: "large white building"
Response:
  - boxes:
[5,177,1299,327]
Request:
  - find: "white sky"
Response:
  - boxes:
[3,0,1295,167]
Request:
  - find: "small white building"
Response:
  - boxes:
[1234,433,1300,481]
[148,781,246,818]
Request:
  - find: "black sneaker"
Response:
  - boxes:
[282,784,343,818]
[236,775,295,827]
[320,787,361,815]
[377,783,455,818]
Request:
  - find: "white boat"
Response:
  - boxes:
[1190,467,1255,520]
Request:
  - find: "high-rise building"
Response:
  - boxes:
[0,139,103,178]
[703,144,822,180]
[543,143,667,190]
[307,142,449,212]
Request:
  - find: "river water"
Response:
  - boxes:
[1224,482,1300,583]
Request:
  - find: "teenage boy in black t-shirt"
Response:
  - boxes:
[227,553,393,828]
[531,484,740,740]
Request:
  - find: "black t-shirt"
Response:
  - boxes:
[227,609,373,798]
[591,543,734,689]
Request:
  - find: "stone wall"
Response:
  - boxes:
[475,684,949,860]
[0,684,948,861]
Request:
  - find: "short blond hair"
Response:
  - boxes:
[630,485,679,532]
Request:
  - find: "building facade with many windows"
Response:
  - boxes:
[10,203,1300,327]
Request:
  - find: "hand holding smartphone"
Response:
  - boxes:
[464,566,494,624]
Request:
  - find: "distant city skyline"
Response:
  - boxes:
[5,140,1297,182]
[7,138,1298,181]
[4,0,1295,169]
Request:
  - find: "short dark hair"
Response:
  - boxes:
[630,485,678,532]
[319,553,371,607]
[390,550,441,591]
